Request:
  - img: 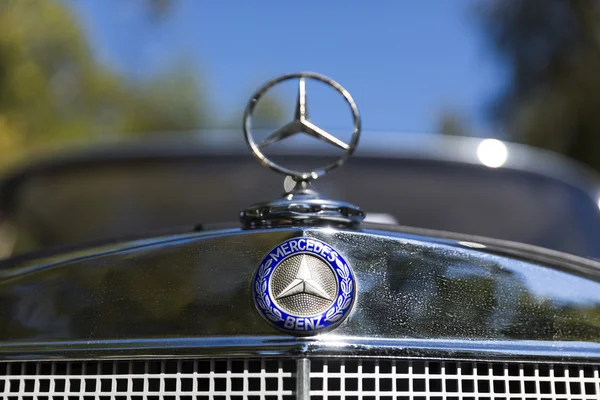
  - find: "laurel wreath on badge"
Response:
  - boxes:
[255,259,284,322]
[324,258,354,323]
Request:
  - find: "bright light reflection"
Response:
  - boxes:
[476,138,508,168]
[283,176,297,193]
[319,227,339,235]
[458,241,487,249]
[364,213,399,225]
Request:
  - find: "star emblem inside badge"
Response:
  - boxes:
[275,255,332,301]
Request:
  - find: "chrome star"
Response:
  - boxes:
[258,78,350,150]
[275,254,332,300]
[243,72,361,181]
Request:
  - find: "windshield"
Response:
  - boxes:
[2,150,600,260]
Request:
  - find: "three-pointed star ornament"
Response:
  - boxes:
[258,78,350,151]
[275,255,332,301]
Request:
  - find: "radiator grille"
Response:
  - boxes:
[310,359,600,399]
[0,358,295,399]
[2,357,600,399]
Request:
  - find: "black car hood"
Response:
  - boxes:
[1,225,600,359]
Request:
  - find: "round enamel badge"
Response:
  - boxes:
[253,237,356,334]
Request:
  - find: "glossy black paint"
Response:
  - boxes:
[1,227,600,352]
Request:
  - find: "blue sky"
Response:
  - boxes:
[69,0,502,134]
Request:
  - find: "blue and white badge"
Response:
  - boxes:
[253,237,356,334]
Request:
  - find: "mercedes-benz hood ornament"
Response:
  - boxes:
[243,72,361,181]
[240,72,365,228]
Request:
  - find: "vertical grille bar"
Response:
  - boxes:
[297,358,310,400]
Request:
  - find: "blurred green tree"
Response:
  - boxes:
[438,109,473,136]
[477,0,600,171]
[0,0,209,170]
[118,62,209,135]
[0,0,283,171]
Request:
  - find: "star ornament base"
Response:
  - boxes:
[253,237,356,335]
